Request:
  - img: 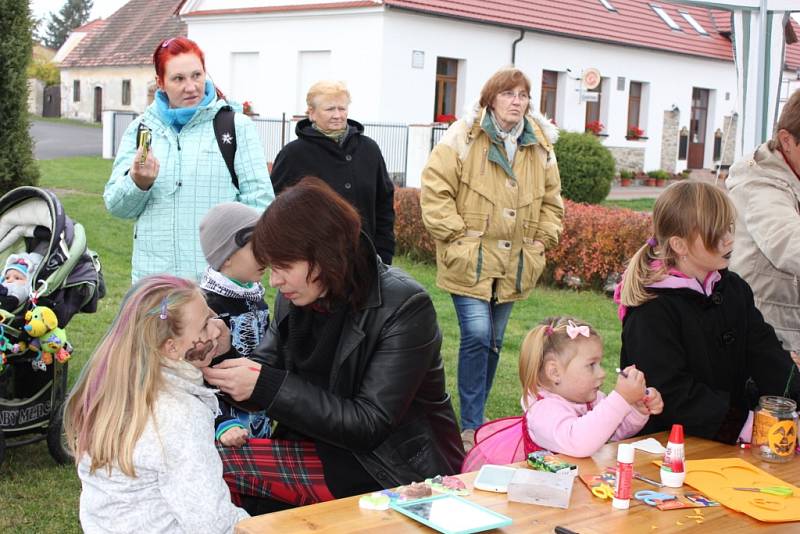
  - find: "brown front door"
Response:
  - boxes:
[94,86,103,122]
[688,87,709,169]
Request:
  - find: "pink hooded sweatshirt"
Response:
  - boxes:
[524,389,649,458]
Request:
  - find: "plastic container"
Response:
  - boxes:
[612,443,634,509]
[751,396,798,463]
[660,424,686,488]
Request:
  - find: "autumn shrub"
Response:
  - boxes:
[393,189,652,291]
[554,131,615,204]
[394,187,435,262]
[545,200,651,290]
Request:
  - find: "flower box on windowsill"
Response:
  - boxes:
[625,136,649,141]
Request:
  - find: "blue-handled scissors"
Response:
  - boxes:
[635,490,677,506]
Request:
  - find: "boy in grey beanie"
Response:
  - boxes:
[199,203,271,446]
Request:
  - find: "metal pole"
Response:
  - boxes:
[281,112,286,148]
[754,0,768,144]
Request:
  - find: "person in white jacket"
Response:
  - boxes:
[728,89,800,351]
[64,275,248,533]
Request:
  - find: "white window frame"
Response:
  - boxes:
[679,11,709,35]
[651,5,682,31]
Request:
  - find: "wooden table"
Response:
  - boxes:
[235,432,800,533]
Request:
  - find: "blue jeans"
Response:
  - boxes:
[451,294,515,431]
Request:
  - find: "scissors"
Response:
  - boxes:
[591,483,615,500]
[733,486,794,497]
[634,490,677,506]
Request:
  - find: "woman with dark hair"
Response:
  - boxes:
[203,177,463,514]
[104,37,274,282]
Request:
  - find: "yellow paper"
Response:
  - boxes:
[665,458,800,522]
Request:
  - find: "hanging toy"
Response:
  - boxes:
[23,305,71,370]
[0,325,11,374]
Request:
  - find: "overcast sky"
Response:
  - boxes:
[31,0,127,23]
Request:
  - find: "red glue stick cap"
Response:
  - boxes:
[668,424,684,444]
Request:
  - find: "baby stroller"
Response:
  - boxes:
[0,187,104,465]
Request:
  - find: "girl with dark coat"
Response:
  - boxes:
[616,181,800,444]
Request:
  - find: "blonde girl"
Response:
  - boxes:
[514,316,662,458]
[617,180,800,444]
[65,275,247,533]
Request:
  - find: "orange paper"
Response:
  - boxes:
[660,458,800,522]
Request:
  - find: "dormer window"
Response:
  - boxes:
[599,0,617,12]
[651,5,681,31]
[679,11,708,35]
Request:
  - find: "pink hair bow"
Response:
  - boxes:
[566,320,590,339]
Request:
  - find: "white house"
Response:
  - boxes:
[176,0,800,185]
[57,0,186,122]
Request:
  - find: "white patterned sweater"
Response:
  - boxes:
[77,360,249,533]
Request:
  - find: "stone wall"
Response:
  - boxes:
[659,109,680,172]
[606,146,645,172]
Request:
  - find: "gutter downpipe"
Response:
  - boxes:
[511,29,525,65]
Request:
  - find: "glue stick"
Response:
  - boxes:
[660,424,686,488]
[612,443,634,509]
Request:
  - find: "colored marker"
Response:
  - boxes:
[617,367,651,396]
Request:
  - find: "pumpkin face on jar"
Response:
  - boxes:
[767,420,797,456]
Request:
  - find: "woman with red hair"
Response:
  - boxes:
[203,177,463,515]
[104,37,274,282]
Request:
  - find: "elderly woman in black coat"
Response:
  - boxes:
[203,177,463,515]
[270,80,395,264]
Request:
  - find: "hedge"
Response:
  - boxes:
[0,0,39,193]
[553,131,615,204]
[393,188,651,290]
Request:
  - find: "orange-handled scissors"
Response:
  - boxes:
[591,483,615,500]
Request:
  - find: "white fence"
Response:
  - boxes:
[103,111,445,187]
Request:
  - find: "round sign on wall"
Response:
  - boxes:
[582,68,601,90]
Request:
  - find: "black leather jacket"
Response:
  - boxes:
[249,243,464,488]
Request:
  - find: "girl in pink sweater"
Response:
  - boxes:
[520,316,664,457]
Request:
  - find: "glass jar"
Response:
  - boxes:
[751,396,798,463]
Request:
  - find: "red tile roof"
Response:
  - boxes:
[786,19,800,71]
[181,1,378,17]
[59,0,186,68]
[73,18,106,33]
[385,0,733,61]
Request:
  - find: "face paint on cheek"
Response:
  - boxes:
[184,339,214,362]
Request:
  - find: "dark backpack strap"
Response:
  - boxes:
[213,106,239,190]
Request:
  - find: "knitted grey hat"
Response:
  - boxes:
[199,203,261,271]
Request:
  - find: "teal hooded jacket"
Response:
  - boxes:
[104,96,273,282]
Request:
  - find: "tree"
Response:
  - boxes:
[42,0,93,50]
[0,0,40,192]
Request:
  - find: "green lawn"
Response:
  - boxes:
[1,157,624,532]
[30,115,102,129]
[602,198,656,212]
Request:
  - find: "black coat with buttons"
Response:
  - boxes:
[270,119,395,264]
[620,269,800,444]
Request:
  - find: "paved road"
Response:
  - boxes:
[30,119,102,159]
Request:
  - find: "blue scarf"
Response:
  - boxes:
[155,79,216,132]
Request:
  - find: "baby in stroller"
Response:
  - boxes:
[0,186,104,465]
[1,252,43,311]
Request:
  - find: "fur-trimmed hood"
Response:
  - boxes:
[460,99,559,146]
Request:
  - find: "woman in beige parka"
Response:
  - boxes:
[421,67,564,451]
[728,89,800,352]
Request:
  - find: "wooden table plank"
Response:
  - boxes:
[235,432,800,533]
